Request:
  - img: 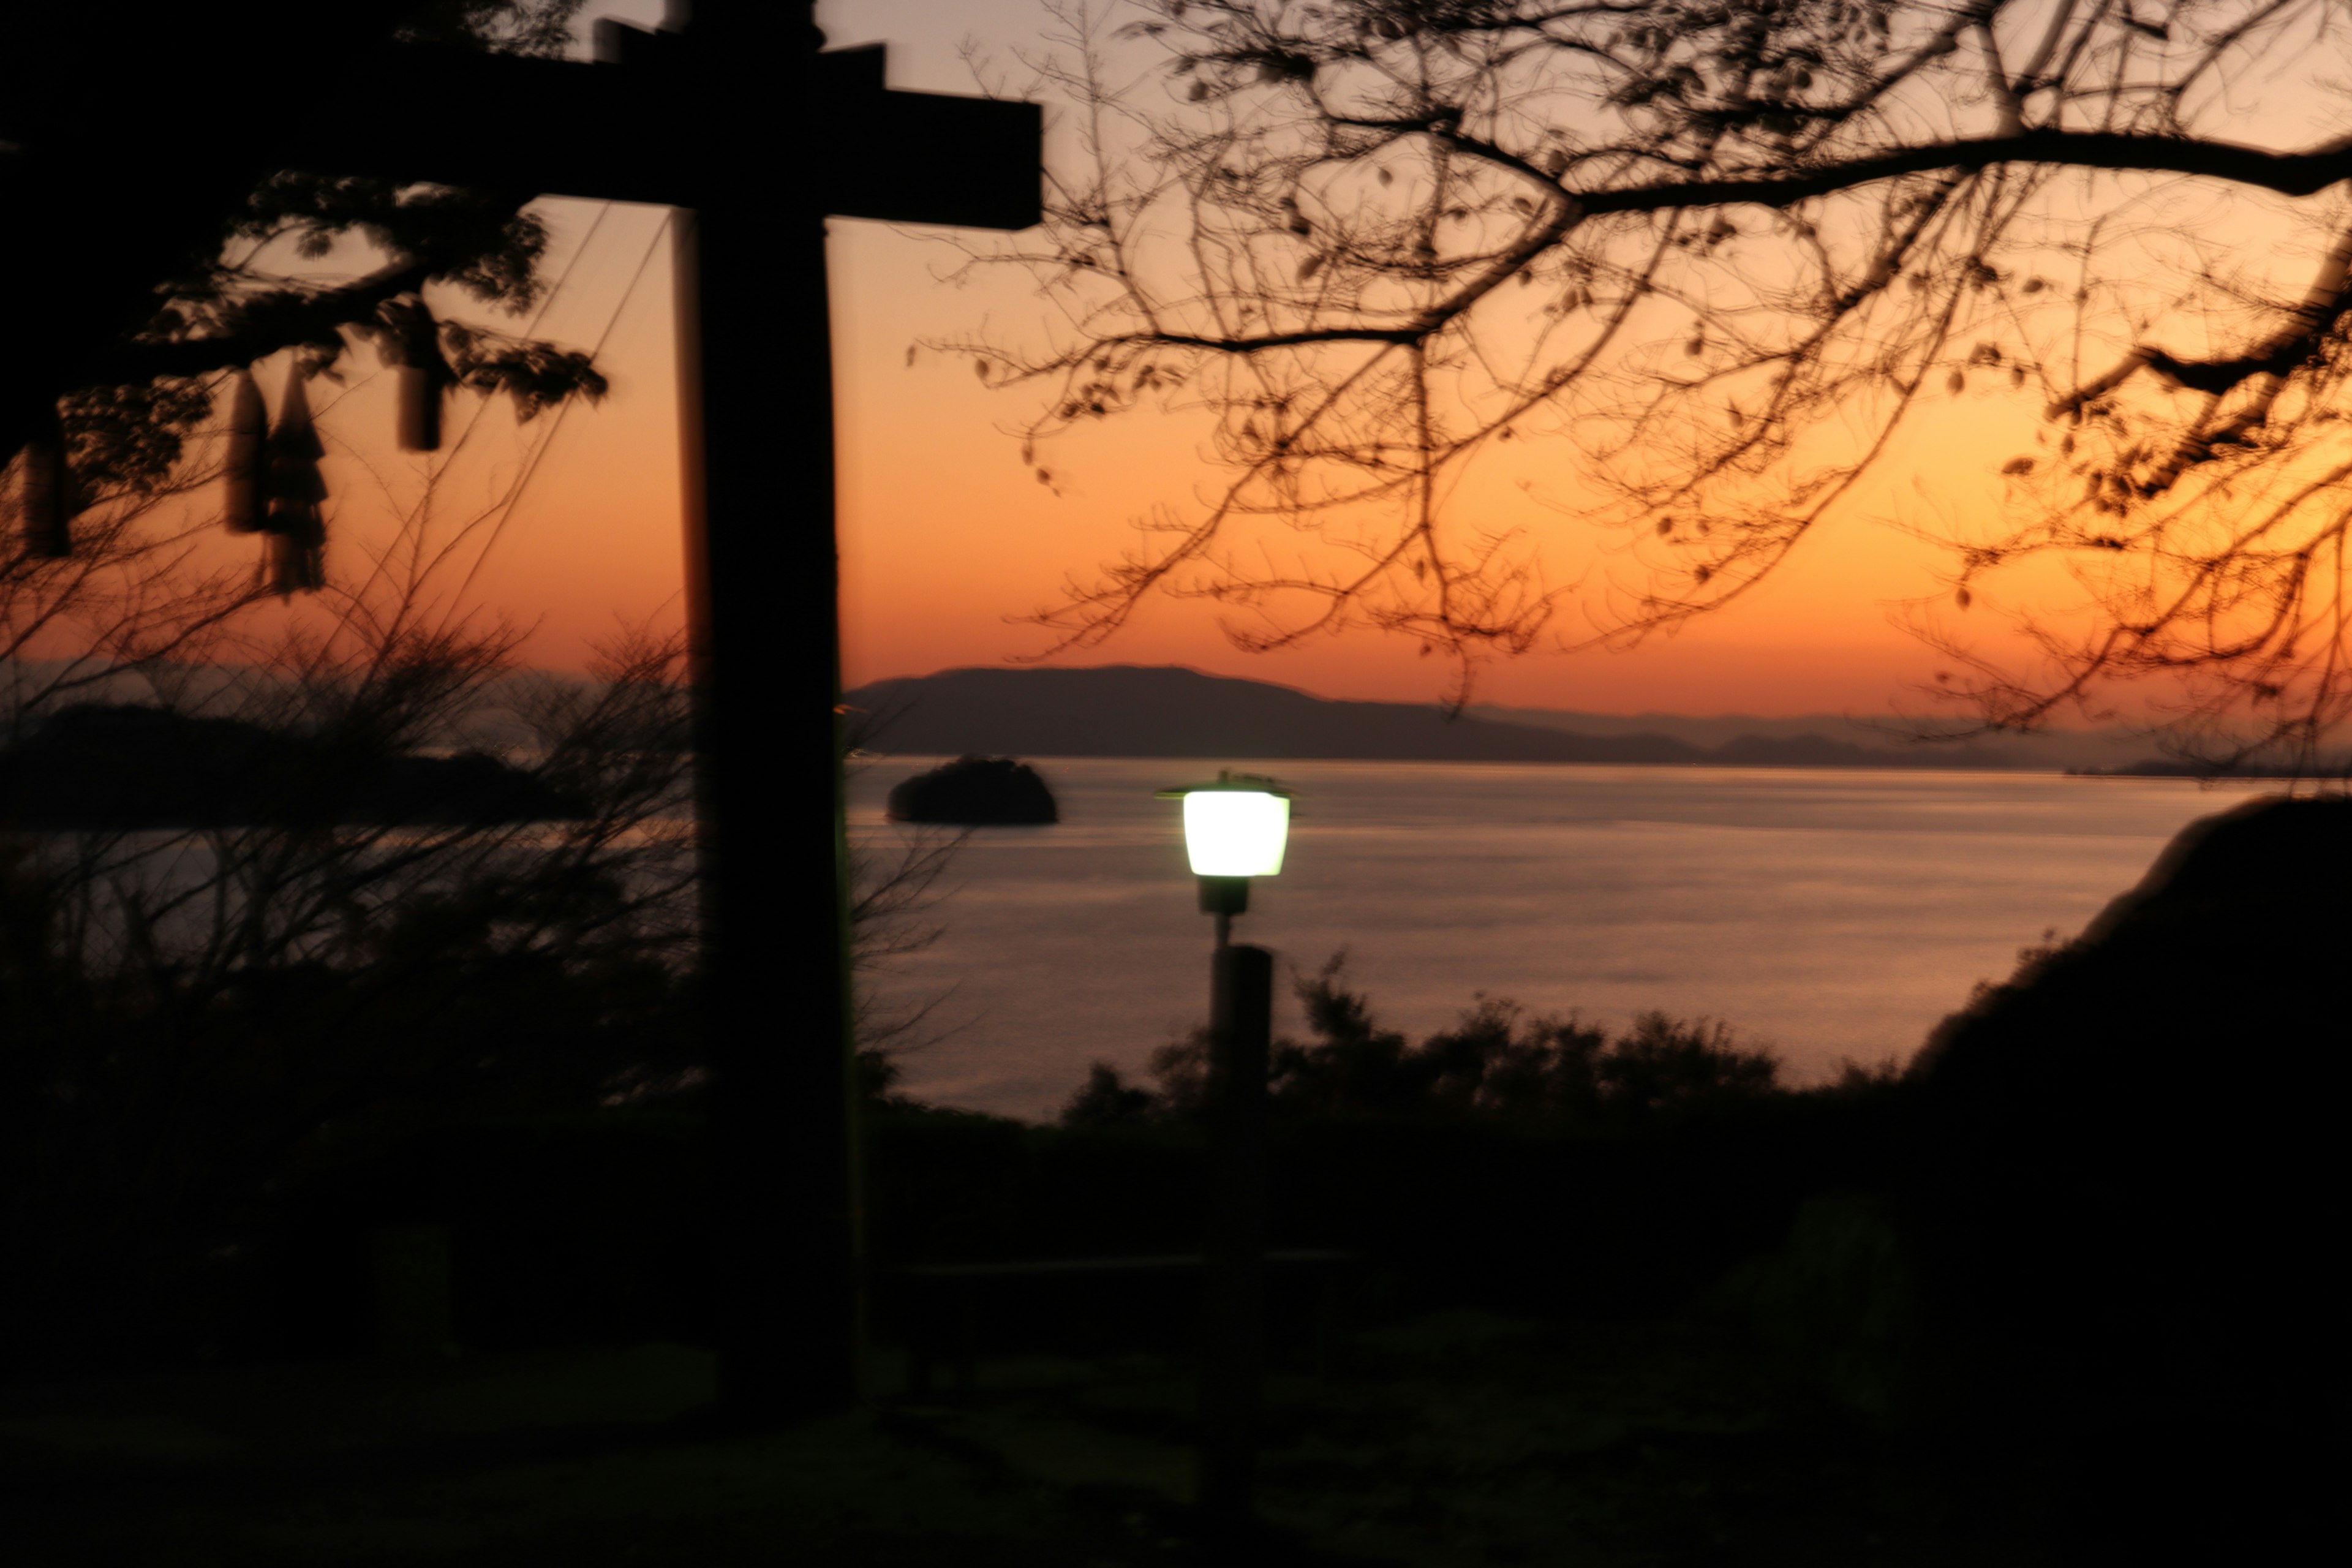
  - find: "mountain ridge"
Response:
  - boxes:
[842,665,2070,769]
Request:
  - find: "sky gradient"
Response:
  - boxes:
[274,0,2056,717]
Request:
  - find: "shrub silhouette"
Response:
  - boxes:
[1046,954,1907,1340]
[1058,1061,1161,1128]
[1066,953,1788,1131]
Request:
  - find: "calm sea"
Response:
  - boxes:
[846,758,2264,1122]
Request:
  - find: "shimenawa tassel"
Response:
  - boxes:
[380,295,451,453]
[222,368,267,534]
[17,405,75,559]
[262,368,328,596]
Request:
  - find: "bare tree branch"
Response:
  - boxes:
[924,0,2352,761]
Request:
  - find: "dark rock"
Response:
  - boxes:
[0,703,584,829]
[1902,794,2350,1558]
[886,755,1057,825]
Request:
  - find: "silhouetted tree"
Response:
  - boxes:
[3,2,609,586]
[0,487,967,1369]
[1902,794,2350,1556]
[949,1,2352,767]
[0,533,704,1367]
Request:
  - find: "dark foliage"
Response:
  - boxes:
[1041,957,1905,1338]
[1066,952,1790,1130]
[0,624,699,1378]
[1899,793,2351,1559]
[4,1,612,578]
[1059,1061,1161,1127]
[246,965,1883,1376]
[886,755,1059,826]
[394,0,590,58]
[0,837,699,1373]
[268,1107,712,1359]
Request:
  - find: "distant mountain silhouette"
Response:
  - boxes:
[843,666,2022,768]
[1471,701,2143,770]
[2067,756,2351,778]
[0,704,582,829]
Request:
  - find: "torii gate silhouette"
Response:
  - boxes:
[0,1,1040,1417]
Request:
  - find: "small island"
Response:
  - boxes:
[886,755,1057,826]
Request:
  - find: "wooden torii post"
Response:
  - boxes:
[0,1,1040,1417]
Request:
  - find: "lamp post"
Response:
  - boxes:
[1157,771,1290,1532]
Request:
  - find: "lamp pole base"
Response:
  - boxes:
[1197,939,1272,1529]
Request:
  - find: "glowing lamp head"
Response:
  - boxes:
[1158,771,1292,880]
[1182,788,1290,876]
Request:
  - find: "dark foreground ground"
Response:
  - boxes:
[1,1310,2054,1567]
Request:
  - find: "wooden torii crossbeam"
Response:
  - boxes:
[0,1,1041,1416]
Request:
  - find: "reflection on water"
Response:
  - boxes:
[849,757,2264,1121]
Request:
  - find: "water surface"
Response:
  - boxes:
[849,758,2263,1121]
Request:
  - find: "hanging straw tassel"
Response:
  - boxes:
[17,405,75,559]
[222,369,267,534]
[381,296,450,452]
[262,367,329,597]
[264,517,325,595]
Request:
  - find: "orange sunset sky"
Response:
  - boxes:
[255,0,2067,718]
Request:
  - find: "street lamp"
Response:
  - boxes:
[1158,771,1292,944]
[1157,769,1290,1535]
